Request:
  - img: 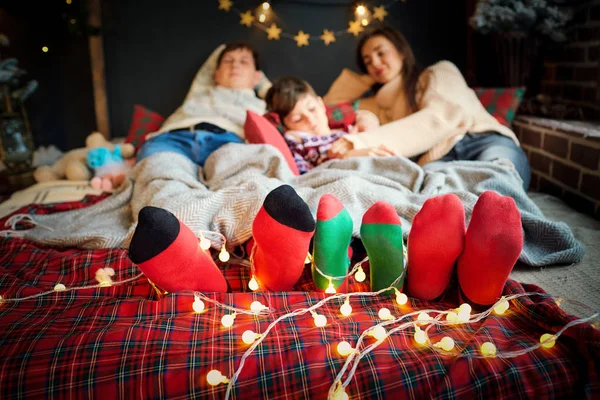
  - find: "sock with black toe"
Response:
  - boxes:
[128,206,228,293]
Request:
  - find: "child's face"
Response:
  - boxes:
[214,48,261,90]
[283,94,330,135]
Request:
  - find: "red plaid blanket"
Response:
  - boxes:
[0,198,599,399]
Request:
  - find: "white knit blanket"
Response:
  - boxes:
[17,143,584,267]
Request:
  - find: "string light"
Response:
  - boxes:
[354,266,366,282]
[494,296,510,315]
[446,311,458,323]
[242,330,260,345]
[355,4,366,16]
[417,312,432,325]
[305,253,312,264]
[457,303,471,322]
[199,234,211,250]
[378,307,393,320]
[540,333,556,349]
[395,289,408,305]
[340,297,352,317]
[42,46,48,53]
[54,283,66,292]
[250,301,267,312]
[368,325,386,341]
[221,313,236,328]
[248,276,259,291]
[219,246,230,262]
[311,311,327,327]
[332,383,349,400]
[337,341,354,356]
[433,337,455,351]
[192,294,205,313]
[207,370,230,386]
[480,342,497,357]
[325,279,337,294]
[413,326,427,345]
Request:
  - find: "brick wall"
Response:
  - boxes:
[513,116,600,219]
[541,0,600,120]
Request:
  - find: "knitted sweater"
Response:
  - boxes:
[323,61,520,165]
[148,45,270,140]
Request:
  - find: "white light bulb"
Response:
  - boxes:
[378,307,393,320]
[250,301,265,312]
[207,370,229,386]
[340,299,352,317]
[434,336,455,351]
[248,276,259,291]
[446,311,458,323]
[370,325,386,341]
[221,313,236,328]
[333,386,349,400]
[305,253,312,264]
[457,303,471,322]
[54,283,66,292]
[192,296,205,313]
[219,247,230,262]
[361,18,369,26]
[262,1,270,10]
[337,341,353,356]
[325,282,337,294]
[355,266,366,282]
[259,13,266,22]
[414,326,427,345]
[493,297,510,315]
[356,5,365,16]
[459,303,472,314]
[540,333,556,349]
[242,330,257,344]
[417,312,431,325]
[395,291,408,305]
[199,236,211,250]
[313,314,327,327]
[480,341,497,357]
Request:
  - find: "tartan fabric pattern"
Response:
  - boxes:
[125,104,166,153]
[474,87,525,128]
[0,200,599,399]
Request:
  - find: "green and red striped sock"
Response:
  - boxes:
[406,194,466,300]
[458,190,523,307]
[252,185,315,291]
[360,201,405,291]
[312,194,353,292]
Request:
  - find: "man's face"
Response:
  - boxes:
[214,48,261,90]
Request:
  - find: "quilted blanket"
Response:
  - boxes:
[13,143,584,267]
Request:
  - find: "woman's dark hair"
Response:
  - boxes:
[356,25,423,112]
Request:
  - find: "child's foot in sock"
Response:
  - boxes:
[128,206,228,293]
[457,191,523,307]
[406,194,466,300]
[312,194,353,292]
[360,201,405,291]
[252,185,315,291]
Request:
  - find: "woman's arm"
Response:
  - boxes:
[334,62,470,158]
[323,68,375,104]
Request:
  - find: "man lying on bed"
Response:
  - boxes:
[136,41,271,166]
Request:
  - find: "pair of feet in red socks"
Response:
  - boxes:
[128,186,523,307]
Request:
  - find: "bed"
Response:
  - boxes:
[0,146,599,399]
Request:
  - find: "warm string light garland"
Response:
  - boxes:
[217,0,408,47]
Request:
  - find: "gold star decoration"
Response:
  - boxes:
[373,5,388,21]
[218,0,233,12]
[320,29,336,46]
[240,10,255,27]
[294,30,310,47]
[347,20,365,37]
[266,23,282,40]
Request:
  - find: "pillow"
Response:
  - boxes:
[125,105,165,153]
[244,111,300,176]
[473,87,525,127]
[263,100,361,134]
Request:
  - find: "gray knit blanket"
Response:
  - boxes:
[18,143,584,266]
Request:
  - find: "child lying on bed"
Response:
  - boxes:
[136,41,271,166]
[128,184,523,309]
[265,77,395,174]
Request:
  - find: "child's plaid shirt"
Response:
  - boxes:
[283,130,347,174]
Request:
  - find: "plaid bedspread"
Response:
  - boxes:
[0,198,599,399]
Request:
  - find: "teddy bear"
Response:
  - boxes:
[33,132,135,190]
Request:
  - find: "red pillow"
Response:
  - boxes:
[473,87,525,127]
[244,111,300,176]
[125,105,165,153]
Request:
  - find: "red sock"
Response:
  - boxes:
[457,191,523,306]
[406,194,465,300]
[128,206,228,293]
[252,185,315,291]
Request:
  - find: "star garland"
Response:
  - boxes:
[217,0,408,47]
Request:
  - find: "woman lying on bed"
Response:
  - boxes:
[324,25,531,190]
